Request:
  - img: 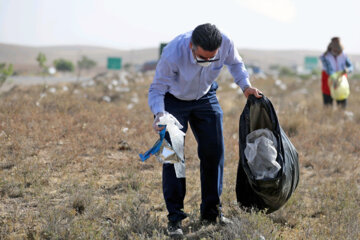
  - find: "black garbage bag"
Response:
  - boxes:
[236,95,299,213]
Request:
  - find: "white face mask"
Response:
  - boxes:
[192,47,218,67]
[195,55,217,67]
[196,59,212,67]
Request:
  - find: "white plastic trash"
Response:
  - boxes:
[156,113,186,178]
[244,128,281,180]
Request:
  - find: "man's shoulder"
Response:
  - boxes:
[221,31,231,40]
[166,32,191,50]
[220,31,232,44]
[161,32,191,61]
[218,32,233,53]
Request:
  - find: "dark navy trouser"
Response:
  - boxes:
[162,82,225,223]
[322,93,347,108]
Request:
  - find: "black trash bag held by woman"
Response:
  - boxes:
[236,95,299,213]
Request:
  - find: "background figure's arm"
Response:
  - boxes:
[345,56,354,73]
[320,55,335,75]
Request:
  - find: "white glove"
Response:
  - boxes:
[152,112,165,132]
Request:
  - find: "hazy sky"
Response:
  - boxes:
[1,0,360,53]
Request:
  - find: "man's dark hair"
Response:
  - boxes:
[191,23,222,51]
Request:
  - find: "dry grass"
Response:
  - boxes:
[0,70,359,239]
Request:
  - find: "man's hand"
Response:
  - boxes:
[244,86,262,98]
[153,112,165,132]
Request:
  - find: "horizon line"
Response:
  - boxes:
[1,41,360,55]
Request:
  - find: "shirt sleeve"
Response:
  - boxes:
[320,54,334,75]
[148,58,176,115]
[345,55,354,73]
[224,39,251,91]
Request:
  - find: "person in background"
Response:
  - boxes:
[320,37,353,108]
[148,23,262,237]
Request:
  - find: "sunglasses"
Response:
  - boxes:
[192,49,220,63]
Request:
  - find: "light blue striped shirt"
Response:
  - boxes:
[320,52,353,75]
[148,31,251,115]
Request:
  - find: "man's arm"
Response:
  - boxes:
[148,59,176,114]
[224,38,262,98]
[148,58,176,131]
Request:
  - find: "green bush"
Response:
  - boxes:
[54,59,74,72]
[279,66,296,76]
[36,52,47,69]
[0,63,13,88]
[77,56,97,79]
[77,56,96,70]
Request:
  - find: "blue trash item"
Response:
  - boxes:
[139,114,185,178]
[139,126,166,162]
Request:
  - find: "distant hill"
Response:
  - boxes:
[0,43,158,72]
[1,43,359,73]
[239,49,360,73]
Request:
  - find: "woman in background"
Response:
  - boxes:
[320,37,353,108]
